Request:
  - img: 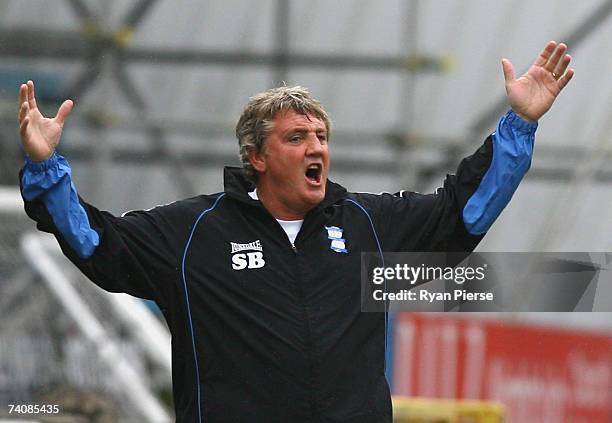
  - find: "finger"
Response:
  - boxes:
[544,43,567,72]
[54,100,74,125]
[558,68,575,91]
[501,58,515,84]
[26,80,38,110]
[19,84,28,111]
[553,54,571,79]
[20,116,29,139]
[19,101,29,123]
[533,41,557,67]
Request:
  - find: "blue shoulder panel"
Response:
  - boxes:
[21,152,100,258]
[463,110,538,235]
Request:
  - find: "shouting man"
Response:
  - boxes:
[19,42,573,422]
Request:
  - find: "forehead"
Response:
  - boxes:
[271,110,326,134]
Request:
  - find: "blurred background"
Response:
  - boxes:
[0,0,611,422]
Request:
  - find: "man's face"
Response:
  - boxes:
[250,110,330,219]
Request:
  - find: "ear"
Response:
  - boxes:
[248,147,266,174]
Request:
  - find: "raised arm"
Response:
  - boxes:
[18,81,180,304]
[18,80,100,259]
[460,42,575,235]
[377,42,575,251]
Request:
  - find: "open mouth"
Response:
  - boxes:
[305,163,323,185]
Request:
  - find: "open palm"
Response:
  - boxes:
[503,41,574,122]
[19,80,73,162]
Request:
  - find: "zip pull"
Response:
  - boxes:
[291,243,298,253]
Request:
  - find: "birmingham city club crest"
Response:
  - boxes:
[325,226,348,253]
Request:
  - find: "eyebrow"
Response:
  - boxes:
[284,126,327,136]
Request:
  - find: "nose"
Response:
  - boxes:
[306,134,325,156]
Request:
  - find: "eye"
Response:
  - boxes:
[289,135,303,143]
[317,134,328,143]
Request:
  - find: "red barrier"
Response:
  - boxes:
[393,314,612,423]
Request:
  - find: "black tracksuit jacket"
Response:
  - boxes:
[22,136,493,422]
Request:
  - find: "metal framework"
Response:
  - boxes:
[21,232,172,423]
[0,0,448,197]
[468,0,612,138]
[2,0,612,252]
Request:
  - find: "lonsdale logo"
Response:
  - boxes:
[230,240,266,270]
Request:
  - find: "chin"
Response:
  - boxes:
[303,190,325,207]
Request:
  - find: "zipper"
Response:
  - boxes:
[289,238,317,419]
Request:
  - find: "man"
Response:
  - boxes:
[19,41,573,422]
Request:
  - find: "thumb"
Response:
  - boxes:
[55,99,74,126]
[501,58,515,84]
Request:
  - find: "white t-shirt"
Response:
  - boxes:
[248,189,303,245]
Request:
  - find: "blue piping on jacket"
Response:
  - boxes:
[344,198,389,375]
[181,193,225,423]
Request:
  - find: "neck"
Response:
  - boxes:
[256,181,310,220]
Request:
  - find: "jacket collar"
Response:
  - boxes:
[223,166,348,211]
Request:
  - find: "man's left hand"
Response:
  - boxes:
[502,41,574,122]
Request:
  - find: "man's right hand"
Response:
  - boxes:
[19,80,74,162]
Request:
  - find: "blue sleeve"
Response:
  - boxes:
[462,110,538,235]
[21,152,100,258]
